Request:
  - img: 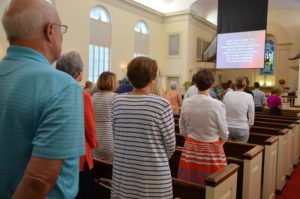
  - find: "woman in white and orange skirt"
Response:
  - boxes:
[178,69,229,186]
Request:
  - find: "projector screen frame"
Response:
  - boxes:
[216,29,266,70]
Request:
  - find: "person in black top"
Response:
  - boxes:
[243,76,254,97]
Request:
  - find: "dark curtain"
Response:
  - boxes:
[217,0,269,34]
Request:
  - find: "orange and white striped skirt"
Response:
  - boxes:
[178,136,227,186]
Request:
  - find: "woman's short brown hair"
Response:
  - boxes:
[195,69,214,91]
[235,76,246,89]
[127,57,158,89]
[97,72,116,91]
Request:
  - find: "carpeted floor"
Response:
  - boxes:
[276,162,300,199]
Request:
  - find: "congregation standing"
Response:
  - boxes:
[0,0,286,198]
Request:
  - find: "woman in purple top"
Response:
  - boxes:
[267,88,282,115]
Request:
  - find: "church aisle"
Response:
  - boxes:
[276,161,300,199]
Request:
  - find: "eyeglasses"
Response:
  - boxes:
[53,23,68,34]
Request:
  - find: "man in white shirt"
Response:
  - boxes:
[223,76,255,142]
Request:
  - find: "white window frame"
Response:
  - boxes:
[89,5,111,83]
[134,20,149,57]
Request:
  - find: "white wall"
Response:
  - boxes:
[0,0,163,85]
[161,12,216,91]
[185,14,217,81]
[0,0,9,59]
[268,9,300,92]
[96,0,163,82]
[57,0,163,84]
[162,13,189,91]
[187,13,216,80]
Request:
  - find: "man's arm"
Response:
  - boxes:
[12,157,63,199]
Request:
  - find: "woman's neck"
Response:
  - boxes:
[198,89,210,96]
[131,87,150,95]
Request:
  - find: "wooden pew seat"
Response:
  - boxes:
[223,141,264,199]
[248,133,278,199]
[93,159,113,199]
[173,138,263,199]
[255,115,300,166]
[250,127,289,192]
[93,158,239,199]
[253,122,296,177]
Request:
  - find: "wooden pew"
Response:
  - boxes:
[250,126,289,192]
[262,108,300,118]
[174,117,179,125]
[256,112,299,120]
[175,133,278,199]
[170,149,239,199]
[248,133,278,199]
[93,159,112,199]
[175,134,185,149]
[175,123,180,134]
[253,121,296,177]
[255,116,300,166]
[173,137,263,199]
[256,112,300,163]
[172,163,239,199]
[93,158,239,199]
[223,141,263,199]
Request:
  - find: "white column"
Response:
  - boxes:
[296,60,300,105]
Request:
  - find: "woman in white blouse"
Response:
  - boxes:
[178,69,229,186]
[223,76,255,142]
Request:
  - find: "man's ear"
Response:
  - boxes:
[44,23,54,42]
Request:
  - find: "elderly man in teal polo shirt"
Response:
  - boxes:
[0,0,85,198]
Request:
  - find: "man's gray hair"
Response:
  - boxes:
[56,51,84,79]
[2,0,57,40]
[170,81,177,90]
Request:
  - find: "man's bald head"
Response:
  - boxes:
[2,0,59,40]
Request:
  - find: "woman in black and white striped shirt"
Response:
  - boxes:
[111,57,176,199]
[92,72,116,162]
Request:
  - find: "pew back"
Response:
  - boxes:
[250,127,288,192]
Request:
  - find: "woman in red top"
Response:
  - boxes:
[56,51,98,199]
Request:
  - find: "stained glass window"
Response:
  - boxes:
[260,40,275,75]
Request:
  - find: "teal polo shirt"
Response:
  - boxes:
[0,46,85,198]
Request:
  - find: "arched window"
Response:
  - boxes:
[260,40,275,75]
[134,20,149,57]
[89,6,111,83]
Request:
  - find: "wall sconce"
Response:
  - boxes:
[120,64,127,73]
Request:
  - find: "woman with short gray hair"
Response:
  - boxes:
[56,51,84,80]
[164,81,182,115]
[56,51,98,199]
